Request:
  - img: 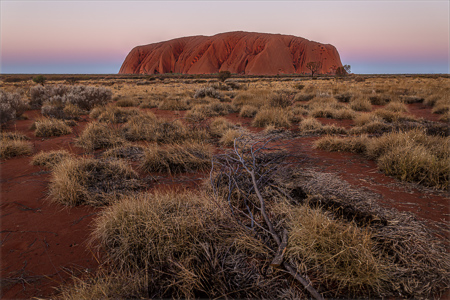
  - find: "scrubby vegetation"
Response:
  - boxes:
[49,157,143,206]
[76,122,124,151]
[2,75,449,300]
[0,90,28,124]
[33,118,72,137]
[30,85,112,110]
[0,131,33,159]
[140,142,211,174]
[31,150,73,168]
[315,129,449,188]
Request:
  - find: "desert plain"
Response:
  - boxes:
[1,73,449,299]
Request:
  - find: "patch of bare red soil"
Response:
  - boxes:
[1,114,99,299]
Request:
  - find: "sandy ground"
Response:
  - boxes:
[1,85,448,299]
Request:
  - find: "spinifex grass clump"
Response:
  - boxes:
[239,105,258,117]
[186,102,236,119]
[279,169,450,298]
[157,97,190,111]
[315,129,449,189]
[140,142,211,174]
[0,132,33,159]
[33,118,72,137]
[102,144,145,161]
[31,150,73,169]
[76,122,124,151]
[279,202,387,296]
[232,89,272,108]
[209,117,236,138]
[90,107,140,123]
[121,114,207,144]
[251,107,292,128]
[307,97,355,120]
[298,117,347,135]
[219,129,243,146]
[49,157,143,206]
[89,190,277,299]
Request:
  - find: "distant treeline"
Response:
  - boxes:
[1,73,448,83]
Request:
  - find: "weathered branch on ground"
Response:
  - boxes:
[210,134,323,300]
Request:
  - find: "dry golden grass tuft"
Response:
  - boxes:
[385,101,408,113]
[219,129,244,147]
[232,88,272,108]
[368,94,391,105]
[298,117,347,135]
[31,150,73,169]
[115,98,138,107]
[315,129,449,188]
[1,131,29,141]
[239,105,258,118]
[349,96,372,112]
[88,190,274,299]
[251,107,292,128]
[373,109,415,123]
[157,97,190,111]
[63,103,85,119]
[90,106,140,123]
[277,169,450,298]
[185,102,236,121]
[268,93,292,108]
[58,270,148,300]
[308,97,355,119]
[139,99,159,108]
[102,144,144,161]
[120,112,157,141]
[0,132,33,159]
[314,135,369,154]
[278,201,387,296]
[294,93,315,102]
[49,157,143,206]
[209,117,236,138]
[140,142,211,174]
[34,118,72,137]
[76,122,124,151]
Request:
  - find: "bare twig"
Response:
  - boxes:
[210,134,323,300]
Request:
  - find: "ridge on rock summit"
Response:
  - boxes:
[119,31,344,75]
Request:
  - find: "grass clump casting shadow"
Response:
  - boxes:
[251,107,292,128]
[298,117,347,135]
[90,106,140,123]
[86,190,282,299]
[314,129,449,189]
[276,201,388,296]
[34,118,72,137]
[31,150,73,169]
[49,157,143,206]
[140,142,211,174]
[76,122,124,151]
[278,169,450,298]
[0,132,33,159]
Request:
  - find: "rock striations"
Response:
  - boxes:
[119,31,343,75]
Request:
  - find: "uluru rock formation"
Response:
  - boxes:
[119,31,343,75]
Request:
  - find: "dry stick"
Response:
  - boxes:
[231,138,323,300]
[283,262,325,300]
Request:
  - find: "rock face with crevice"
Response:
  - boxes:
[119,31,343,75]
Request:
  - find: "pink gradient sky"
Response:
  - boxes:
[1,1,448,74]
